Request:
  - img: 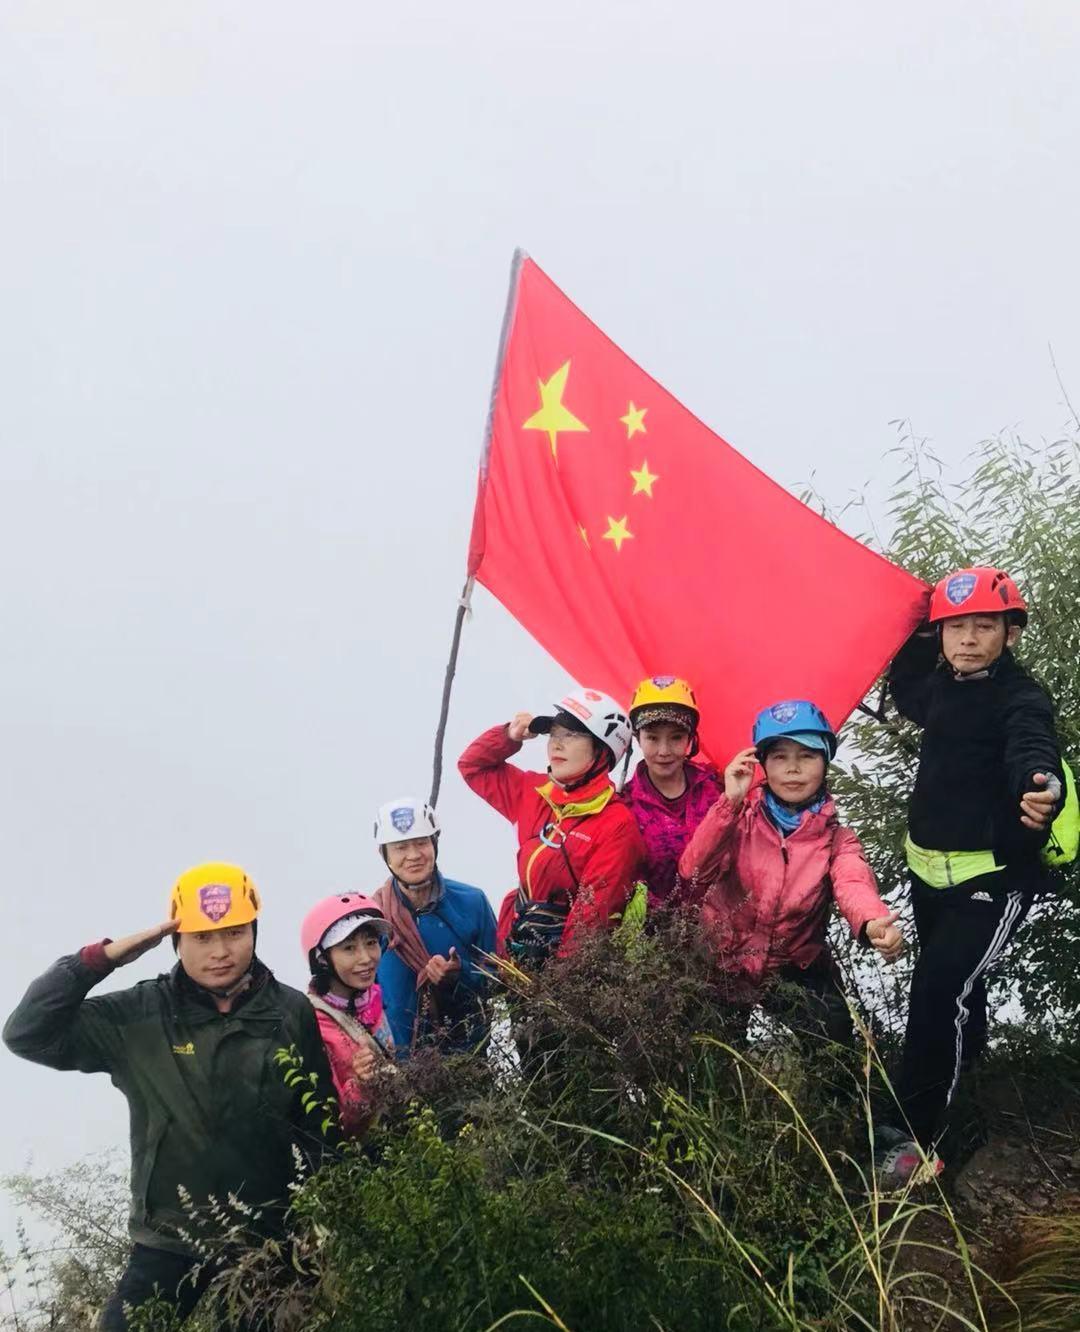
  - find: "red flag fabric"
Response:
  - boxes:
[468,252,930,765]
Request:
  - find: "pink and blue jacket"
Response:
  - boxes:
[677,785,888,984]
[620,760,721,908]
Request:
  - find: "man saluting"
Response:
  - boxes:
[4,863,337,1331]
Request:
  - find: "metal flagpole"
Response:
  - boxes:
[428,576,475,808]
[427,249,527,808]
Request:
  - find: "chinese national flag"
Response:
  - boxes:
[468,252,929,765]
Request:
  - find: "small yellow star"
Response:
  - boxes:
[630,460,659,498]
[522,361,589,462]
[602,515,634,552]
[620,402,647,438]
[578,524,590,547]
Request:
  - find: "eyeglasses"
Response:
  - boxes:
[548,726,590,744]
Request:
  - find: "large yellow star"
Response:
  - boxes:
[620,402,647,438]
[522,361,589,462]
[602,515,633,552]
[630,460,659,497]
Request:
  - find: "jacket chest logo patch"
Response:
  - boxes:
[567,829,592,843]
[172,1041,196,1056]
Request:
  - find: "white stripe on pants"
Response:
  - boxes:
[946,889,1023,1107]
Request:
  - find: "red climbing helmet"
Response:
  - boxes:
[928,567,1028,627]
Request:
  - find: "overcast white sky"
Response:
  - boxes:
[2,1,1079,1204]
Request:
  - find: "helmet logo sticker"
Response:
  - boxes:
[198,884,232,922]
[945,573,977,606]
[584,690,602,701]
[769,703,798,724]
[651,675,676,688]
[390,806,415,835]
[562,697,593,721]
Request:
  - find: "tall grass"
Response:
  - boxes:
[987,1208,1080,1332]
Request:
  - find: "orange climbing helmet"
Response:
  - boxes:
[629,676,700,731]
[928,567,1028,627]
[169,863,261,933]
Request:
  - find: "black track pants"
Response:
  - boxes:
[896,865,1036,1147]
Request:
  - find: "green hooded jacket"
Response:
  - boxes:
[3,951,339,1255]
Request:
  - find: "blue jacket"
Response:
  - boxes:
[376,874,497,1056]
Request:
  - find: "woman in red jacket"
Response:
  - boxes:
[459,688,645,964]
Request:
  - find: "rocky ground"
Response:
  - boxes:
[896,1066,1080,1330]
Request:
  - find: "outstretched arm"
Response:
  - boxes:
[1003,684,1065,848]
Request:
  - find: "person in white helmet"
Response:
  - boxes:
[370,797,497,1055]
[458,689,646,963]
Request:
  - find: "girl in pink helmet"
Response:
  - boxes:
[300,894,396,1136]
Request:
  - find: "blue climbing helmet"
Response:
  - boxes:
[752,700,838,762]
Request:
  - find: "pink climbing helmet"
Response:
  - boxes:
[300,893,390,972]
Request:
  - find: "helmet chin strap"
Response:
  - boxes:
[195,969,254,1001]
[397,875,435,894]
[771,782,827,812]
[385,851,439,898]
[951,662,994,681]
[548,752,609,793]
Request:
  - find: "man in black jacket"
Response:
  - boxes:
[878,567,1064,1185]
[4,862,338,1330]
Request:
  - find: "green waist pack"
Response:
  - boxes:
[905,760,1078,882]
[1042,762,1078,868]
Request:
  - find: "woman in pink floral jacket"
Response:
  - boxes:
[621,677,721,911]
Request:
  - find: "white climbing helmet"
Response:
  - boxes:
[531,689,633,770]
[374,796,441,848]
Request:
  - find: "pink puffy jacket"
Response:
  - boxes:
[678,785,888,984]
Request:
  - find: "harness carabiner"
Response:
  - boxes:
[538,820,568,849]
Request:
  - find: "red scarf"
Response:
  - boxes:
[372,877,441,1048]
